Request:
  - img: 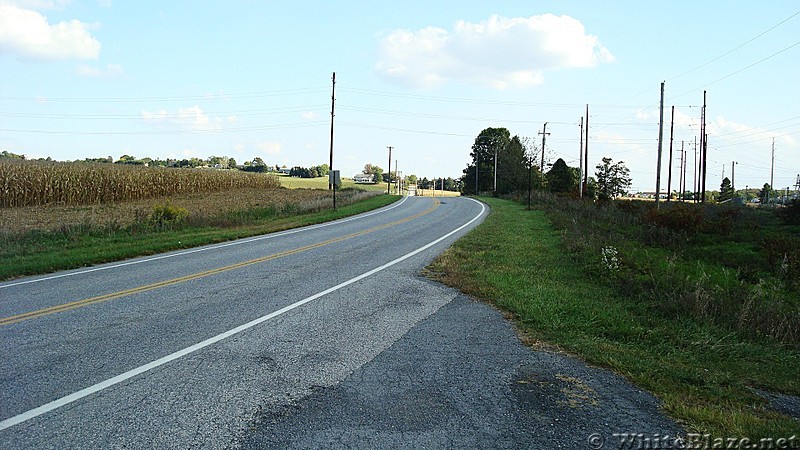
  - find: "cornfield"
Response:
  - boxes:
[0,160,281,207]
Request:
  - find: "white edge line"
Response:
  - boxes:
[0,197,485,432]
[0,196,409,289]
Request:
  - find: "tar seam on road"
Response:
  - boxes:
[0,196,410,290]
[0,198,436,327]
[0,198,485,432]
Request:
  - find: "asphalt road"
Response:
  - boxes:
[0,195,680,449]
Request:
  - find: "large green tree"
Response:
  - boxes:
[461,127,511,195]
[595,157,632,199]
[495,135,529,195]
[546,158,577,193]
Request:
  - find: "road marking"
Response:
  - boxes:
[0,198,485,432]
[0,198,437,327]
[0,196,409,290]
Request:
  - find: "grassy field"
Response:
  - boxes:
[428,196,800,437]
[277,174,387,191]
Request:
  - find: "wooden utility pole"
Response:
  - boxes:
[678,141,684,202]
[693,136,698,203]
[768,138,775,205]
[584,105,589,192]
[474,155,479,195]
[667,105,675,202]
[539,122,550,187]
[328,72,336,190]
[579,116,584,198]
[387,146,393,194]
[655,82,665,209]
[493,146,498,194]
[680,141,686,202]
[701,91,707,202]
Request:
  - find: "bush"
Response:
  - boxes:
[778,199,800,225]
[148,203,188,230]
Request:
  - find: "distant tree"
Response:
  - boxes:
[227,157,237,168]
[116,154,140,165]
[758,183,776,203]
[363,164,383,183]
[595,157,632,199]
[718,177,734,202]
[408,174,418,185]
[546,158,577,193]
[317,164,329,176]
[1,150,25,160]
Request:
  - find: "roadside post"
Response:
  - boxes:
[330,170,341,210]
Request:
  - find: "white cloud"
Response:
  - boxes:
[711,116,796,148]
[141,105,228,132]
[375,14,614,88]
[0,1,101,61]
[76,63,122,77]
[256,141,282,156]
[301,111,317,120]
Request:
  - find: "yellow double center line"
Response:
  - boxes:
[1,199,440,327]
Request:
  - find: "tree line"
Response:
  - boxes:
[460,127,631,199]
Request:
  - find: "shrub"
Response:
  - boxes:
[148,203,188,230]
[643,203,704,237]
[778,199,800,225]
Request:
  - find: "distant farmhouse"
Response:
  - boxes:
[353,173,375,183]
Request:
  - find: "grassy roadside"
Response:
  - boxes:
[1,194,399,281]
[427,196,800,436]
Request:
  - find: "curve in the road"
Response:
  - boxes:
[0,197,437,327]
[0,197,486,433]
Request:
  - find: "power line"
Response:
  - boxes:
[674,39,800,99]
[667,8,800,82]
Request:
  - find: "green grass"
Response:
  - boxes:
[278,174,388,191]
[428,196,800,436]
[0,194,399,281]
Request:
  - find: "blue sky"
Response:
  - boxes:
[1,0,798,192]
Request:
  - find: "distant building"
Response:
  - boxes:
[353,173,375,183]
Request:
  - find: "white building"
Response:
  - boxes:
[353,173,375,183]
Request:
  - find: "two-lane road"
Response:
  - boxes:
[0,196,487,448]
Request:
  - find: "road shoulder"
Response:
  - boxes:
[242,283,681,449]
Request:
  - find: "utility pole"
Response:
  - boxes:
[655,81,665,209]
[584,105,589,191]
[667,105,675,202]
[770,137,775,189]
[474,155,479,196]
[768,138,775,205]
[527,155,533,209]
[579,116,584,198]
[681,142,687,202]
[387,146,393,195]
[731,161,736,191]
[693,136,698,203]
[678,141,684,202]
[701,91,707,203]
[328,72,335,190]
[539,122,550,188]
[395,159,398,195]
[493,146,498,194]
